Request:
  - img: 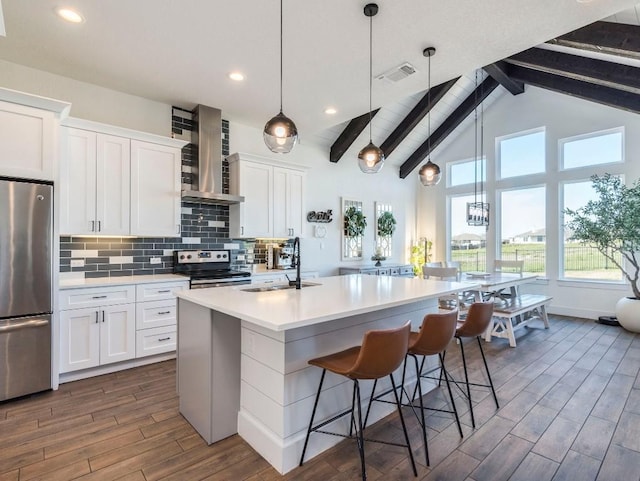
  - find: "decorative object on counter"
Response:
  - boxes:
[564,173,640,332]
[342,198,365,260]
[371,247,386,267]
[467,69,490,226]
[375,202,394,258]
[306,210,333,223]
[357,3,384,174]
[410,238,432,276]
[418,47,442,186]
[263,0,298,154]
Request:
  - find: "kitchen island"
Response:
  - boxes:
[176,274,476,474]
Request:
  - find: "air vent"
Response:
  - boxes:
[377,62,417,83]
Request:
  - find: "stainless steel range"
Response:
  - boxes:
[173,250,251,289]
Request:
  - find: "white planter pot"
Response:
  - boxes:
[615,296,640,333]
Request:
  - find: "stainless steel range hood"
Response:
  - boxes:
[181,105,244,205]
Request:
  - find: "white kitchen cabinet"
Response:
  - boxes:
[273,167,305,238]
[250,273,286,285]
[60,127,130,235]
[0,96,68,181]
[130,140,182,237]
[59,285,136,373]
[228,153,307,239]
[135,280,187,358]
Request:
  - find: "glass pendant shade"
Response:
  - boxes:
[263,110,298,153]
[419,159,442,186]
[358,142,384,173]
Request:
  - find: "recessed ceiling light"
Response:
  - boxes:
[229,72,245,81]
[324,107,337,115]
[55,7,85,23]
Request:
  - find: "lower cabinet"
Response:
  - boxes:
[339,265,414,277]
[59,303,136,373]
[59,280,188,375]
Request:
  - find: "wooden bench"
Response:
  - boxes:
[484,294,552,347]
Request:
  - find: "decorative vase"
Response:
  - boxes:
[615,297,640,333]
[375,260,381,267]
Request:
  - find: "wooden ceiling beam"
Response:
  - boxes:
[379,78,459,158]
[399,77,499,179]
[506,47,640,94]
[549,20,640,60]
[508,64,640,114]
[329,109,379,163]
[483,62,524,95]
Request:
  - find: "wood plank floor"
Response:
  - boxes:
[1,315,639,481]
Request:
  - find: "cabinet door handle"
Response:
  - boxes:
[97,220,101,232]
[241,226,244,235]
[157,290,170,294]
[90,220,95,232]
[102,311,105,323]
[158,311,171,315]
[92,295,108,299]
[176,224,181,234]
[95,311,99,324]
[158,337,171,342]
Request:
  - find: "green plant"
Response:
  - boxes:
[410,238,432,276]
[344,206,367,237]
[377,211,397,238]
[564,173,640,298]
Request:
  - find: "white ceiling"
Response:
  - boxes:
[0,0,638,140]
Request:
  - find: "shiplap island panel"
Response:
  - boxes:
[176,274,477,474]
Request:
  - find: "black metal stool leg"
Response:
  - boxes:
[350,381,358,437]
[299,369,326,466]
[412,354,430,466]
[439,353,463,438]
[354,379,367,481]
[477,336,499,408]
[458,337,476,428]
[390,374,418,476]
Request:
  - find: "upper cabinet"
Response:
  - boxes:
[59,119,186,237]
[0,92,71,181]
[228,153,307,239]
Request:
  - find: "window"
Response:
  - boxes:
[447,157,486,187]
[560,128,623,170]
[498,128,545,179]
[562,181,623,281]
[449,194,487,272]
[499,187,546,274]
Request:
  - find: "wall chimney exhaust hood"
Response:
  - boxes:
[181,105,244,205]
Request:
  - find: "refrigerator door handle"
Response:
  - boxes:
[0,318,49,333]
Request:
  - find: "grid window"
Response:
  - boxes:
[449,194,487,272]
[448,157,486,187]
[561,129,623,170]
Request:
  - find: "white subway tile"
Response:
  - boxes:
[71,250,98,258]
[181,207,192,215]
[224,243,240,250]
[182,237,201,244]
[109,256,133,264]
[209,220,225,228]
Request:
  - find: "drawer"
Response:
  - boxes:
[251,274,286,285]
[136,326,176,358]
[390,267,400,276]
[377,268,390,276]
[60,285,135,310]
[361,269,378,275]
[136,299,177,330]
[136,281,188,302]
[400,266,414,276]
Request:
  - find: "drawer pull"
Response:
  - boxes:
[157,290,171,294]
[157,311,171,315]
[158,337,171,342]
[92,295,108,299]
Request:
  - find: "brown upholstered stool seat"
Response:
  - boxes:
[300,322,417,481]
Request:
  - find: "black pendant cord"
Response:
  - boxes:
[480,75,485,207]
[279,0,283,113]
[368,12,373,143]
[474,70,478,207]
[427,52,431,162]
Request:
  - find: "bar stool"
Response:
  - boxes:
[299,322,417,481]
[449,301,499,428]
[406,310,462,466]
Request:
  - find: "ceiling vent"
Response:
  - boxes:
[377,62,417,83]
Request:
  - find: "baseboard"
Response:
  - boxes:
[59,352,175,384]
[546,305,614,321]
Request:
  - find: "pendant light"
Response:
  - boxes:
[418,46,442,186]
[358,3,384,173]
[263,0,298,153]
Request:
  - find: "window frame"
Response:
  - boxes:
[446,156,486,188]
[496,126,546,181]
[559,127,624,172]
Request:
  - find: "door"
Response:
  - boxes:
[60,308,100,373]
[60,127,97,235]
[130,140,181,237]
[96,134,130,235]
[0,179,52,318]
[100,303,136,365]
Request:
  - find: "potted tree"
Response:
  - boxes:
[564,173,640,332]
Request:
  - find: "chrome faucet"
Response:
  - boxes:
[288,237,301,289]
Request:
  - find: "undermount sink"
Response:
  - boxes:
[241,282,319,293]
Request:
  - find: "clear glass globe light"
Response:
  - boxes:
[357,142,384,173]
[263,111,298,153]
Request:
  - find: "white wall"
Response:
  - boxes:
[230,122,419,276]
[0,59,171,136]
[424,85,640,319]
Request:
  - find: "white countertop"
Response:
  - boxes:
[241,265,317,276]
[59,274,189,289]
[176,274,478,331]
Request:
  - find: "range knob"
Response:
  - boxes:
[216,254,221,259]
[222,253,228,258]
[187,254,192,259]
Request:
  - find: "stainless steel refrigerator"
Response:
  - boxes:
[0,177,53,401]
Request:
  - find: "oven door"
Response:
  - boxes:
[189,277,251,289]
